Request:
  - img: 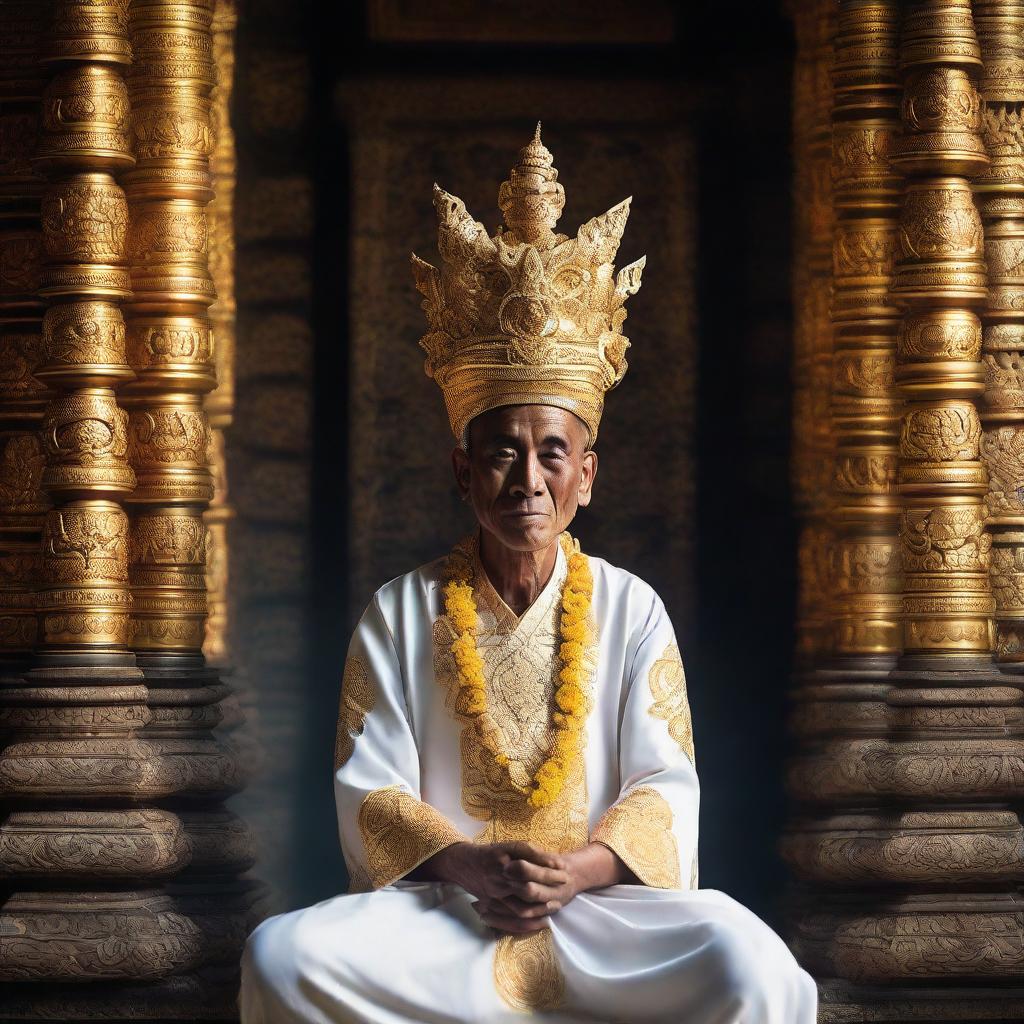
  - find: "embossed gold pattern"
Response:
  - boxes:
[333,655,374,771]
[646,641,695,764]
[792,0,837,663]
[892,1,995,662]
[123,0,217,656]
[432,535,595,853]
[203,0,236,663]
[976,0,1024,661]
[591,786,682,890]
[493,930,566,1012]
[356,784,466,889]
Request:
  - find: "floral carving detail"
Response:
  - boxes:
[991,546,1024,614]
[43,507,128,579]
[899,186,984,261]
[834,223,896,279]
[981,103,1024,159]
[899,314,981,360]
[0,435,47,514]
[902,67,981,133]
[832,542,900,594]
[900,404,981,461]
[41,180,128,261]
[130,515,206,567]
[334,656,374,770]
[833,353,895,396]
[833,453,898,495]
[128,408,207,466]
[132,106,213,160]
[832,124,896,186]
[44,393,128,464]
[44,303,126,366]
[983,427,1024,517]
[901,505,990,573]
[0,332,46,393]
[984,350,1024,408]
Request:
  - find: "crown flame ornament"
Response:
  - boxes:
[412,125,645,444]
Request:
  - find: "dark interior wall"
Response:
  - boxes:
[230,0,796,926]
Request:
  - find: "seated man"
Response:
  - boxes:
[240,129,817,1023]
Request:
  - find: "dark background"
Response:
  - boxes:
[227,0,797,929]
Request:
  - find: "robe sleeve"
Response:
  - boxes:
[590,591,700,890]
[334,593,467,891]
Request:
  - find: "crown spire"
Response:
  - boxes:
[498,124,566,247]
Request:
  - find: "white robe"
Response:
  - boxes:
[240,537,817,1023]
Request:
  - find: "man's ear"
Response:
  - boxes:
[577,449,598,508]
[451,445,471,501]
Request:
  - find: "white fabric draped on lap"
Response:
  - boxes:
[240,537,818,1023]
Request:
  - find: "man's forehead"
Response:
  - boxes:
[470,404,588,441]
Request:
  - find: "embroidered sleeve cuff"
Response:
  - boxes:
[590,786,682,889]
[357,784,467,888]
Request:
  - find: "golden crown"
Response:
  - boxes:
[411,125,645,444]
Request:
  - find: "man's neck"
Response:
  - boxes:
[478,531,558,618]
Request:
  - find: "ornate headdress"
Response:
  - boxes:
[411,125,645,444]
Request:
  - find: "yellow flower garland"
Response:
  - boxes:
[442,532,594,808]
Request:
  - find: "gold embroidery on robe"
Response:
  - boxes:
[357,784,466,889]
[345,859,373,895]
[591,785,682,889]
[334,655,375,771]
[433,535,598,1010]
[493,931,565,1012]
[647,641,695,764]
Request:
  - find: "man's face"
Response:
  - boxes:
[452,404,598,554]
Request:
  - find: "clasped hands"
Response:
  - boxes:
[417,840,632,935]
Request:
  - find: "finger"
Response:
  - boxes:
[496,894,561,919]
[498,842,560,868]
[481,909,551,935]
[505,878,566,905]
[503,859,571,887]
[471,898,492,916]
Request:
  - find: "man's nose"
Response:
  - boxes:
[510,454,544,497]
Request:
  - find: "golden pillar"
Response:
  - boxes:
[791,0,836,668]
[205,0,236,667]
[789,2,1024,1018]
[0,0,172,995]
[977,0,1024,663]
[0,1,257,1015]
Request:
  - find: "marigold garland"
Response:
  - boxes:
[442,532,594,808]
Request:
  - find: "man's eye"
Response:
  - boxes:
[493,450,514,460]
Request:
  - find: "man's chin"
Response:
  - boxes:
[483,520,564,554]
